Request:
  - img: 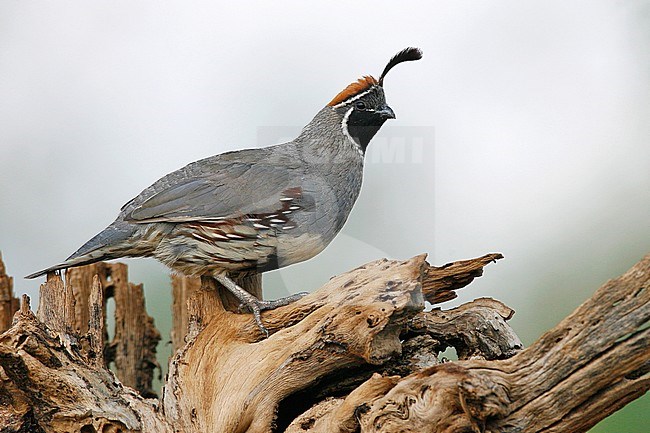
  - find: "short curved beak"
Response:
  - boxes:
[377,105,396,120]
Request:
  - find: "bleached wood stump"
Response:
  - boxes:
[0,253,19,332]
[0,252,647,432]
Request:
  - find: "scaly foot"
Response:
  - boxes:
[214,274,307,337]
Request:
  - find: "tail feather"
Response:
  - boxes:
[25,252,115,279]
[25,221,136,279]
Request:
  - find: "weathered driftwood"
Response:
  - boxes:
[420,253,503,304]
[163,256,427,433]
[355,255,650,433]
[65,263,162,398]
[0,252,647,433]
[170,274,262,353]
[0,253,19,333]
[407,297,522,361]
[171,274,201,354]
[284,297,524,433]
[1,293,172,433]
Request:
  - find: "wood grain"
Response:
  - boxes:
[0,252,647,433]
[0,253,19,333]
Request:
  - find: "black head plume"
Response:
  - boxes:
[378,47,423,86]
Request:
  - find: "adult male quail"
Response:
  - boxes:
[27,47,423,334]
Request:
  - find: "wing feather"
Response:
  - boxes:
[122,147,303,224]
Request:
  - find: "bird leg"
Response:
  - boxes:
[254,292,308,310]
[213,274,306,337]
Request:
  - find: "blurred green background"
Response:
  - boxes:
[1,1,648,430]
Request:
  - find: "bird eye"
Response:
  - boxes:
[355,101,366,110]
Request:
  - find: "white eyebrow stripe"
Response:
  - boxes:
[332,87,375,108]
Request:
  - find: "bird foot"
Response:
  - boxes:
[253,292,309,311]
[237,292,308,337]
[214,274,308,337]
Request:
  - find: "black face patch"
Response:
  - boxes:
[332,86,394,153]
[346,109,389,152]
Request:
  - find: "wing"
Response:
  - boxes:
[122,147,305,224]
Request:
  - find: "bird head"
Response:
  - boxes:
[327,47,422,153]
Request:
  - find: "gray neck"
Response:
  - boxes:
[291,106,365,238]
[294,107,364,160]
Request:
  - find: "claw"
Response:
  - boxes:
[236,297,269,337]
[250,303,269,338]
[215,274,307,338]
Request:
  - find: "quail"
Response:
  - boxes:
[27,47,423,335]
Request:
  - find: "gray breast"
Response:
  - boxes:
[273,156,364,268]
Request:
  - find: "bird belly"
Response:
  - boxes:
[274,232,328,268]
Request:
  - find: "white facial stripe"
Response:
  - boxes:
[332,87,375,108]
[341,106,364,156]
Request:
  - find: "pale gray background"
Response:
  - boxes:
[1,1,648,430]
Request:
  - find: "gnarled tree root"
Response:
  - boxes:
[0,252,647,433]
